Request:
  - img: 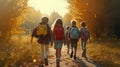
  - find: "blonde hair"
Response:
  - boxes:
[71,20,77,26]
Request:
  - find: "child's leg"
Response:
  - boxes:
[56,49,61,62]
[70,41,74,58]
[81,41,87,57]
[81,41,84,50]
[40,44,45,64]
[74,46,77,56]
[56,48,61,67]
[83,42,87,57]
[54,42,62,62]
[73,40,78,59]
[45,44,49,59]
[44,44,49,66]
[67,41,70,54]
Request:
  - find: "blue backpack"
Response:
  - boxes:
[70,27,79,39]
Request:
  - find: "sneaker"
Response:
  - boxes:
[67,50,69,54]
[70,51,73,58]
[39,61,44,67]
[82,53,84,57]
[82,53,86,58]
[56,62,60,67]
[44,58,48,66]
[39,64,44,67]
[84,55,87,59]
[74,55,76,60]
[56,58,61,62]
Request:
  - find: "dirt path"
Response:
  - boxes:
[48,46,79,67]
[48,46,100,67]
[21,46,101,67]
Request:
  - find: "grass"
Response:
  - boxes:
[1,34,120,67]
[0,35,41,67]
[86,40,120,67]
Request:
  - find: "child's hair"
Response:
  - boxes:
[71,20,76,26]
[51,18,63,30]
[40,17,49,23]
[66,26,70,30]
[80,21,86,27]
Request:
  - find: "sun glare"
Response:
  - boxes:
[28,0,69,17]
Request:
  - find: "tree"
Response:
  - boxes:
[63,13,72,28]
[0,0,28,42]
[49,11,62,26]
[67,0,120,39]
[21,7,42,34]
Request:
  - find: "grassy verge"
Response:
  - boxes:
[86,40,120,67]
[0,40,41,67]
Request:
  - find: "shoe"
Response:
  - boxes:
[56,58,61,62]
[74,55,76,60]
[82,53,86,58]
[82,53,84,57]
[70,51,73,58]
[56,62,60,67]
[84,55,87,58]
[67,50,69,54]
[44,58,48,66]
[39,61,44,67]
[39,64,44,67]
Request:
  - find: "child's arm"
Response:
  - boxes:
[31,27,37,43]
[31,36,33,43]
[88,30,90,42]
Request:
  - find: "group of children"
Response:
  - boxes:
[31,17,90,67]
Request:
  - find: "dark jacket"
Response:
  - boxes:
[32,23,52,44]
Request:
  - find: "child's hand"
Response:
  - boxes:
[87,39,90,43]
[68,38,70,41]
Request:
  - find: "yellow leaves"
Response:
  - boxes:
[0,0,28,42]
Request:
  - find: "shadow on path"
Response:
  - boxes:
[75,57,103,67]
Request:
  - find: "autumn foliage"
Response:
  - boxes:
[0,0,28,42]
[67,0,120,40]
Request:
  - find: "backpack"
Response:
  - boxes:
[35,24,47,36]
[70,27,79,39]
[53,26,64,40]
[80,28,90,41]
[32,24,48,38]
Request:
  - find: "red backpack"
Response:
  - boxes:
[53,26,64,40]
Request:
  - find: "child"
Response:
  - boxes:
[65,26,70,54]
[52,19,65,67]
[69,20,79,60]
[79,21,90,58]
[31,17,53,67]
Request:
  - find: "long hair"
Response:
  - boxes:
[51,18,63,31]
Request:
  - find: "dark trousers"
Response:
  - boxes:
[81,41,87,57]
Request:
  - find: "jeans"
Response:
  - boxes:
[40,44,49,61]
